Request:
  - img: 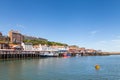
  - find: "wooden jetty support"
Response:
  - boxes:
[0,49,42,59]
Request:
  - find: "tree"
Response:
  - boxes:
[23,39,69,46]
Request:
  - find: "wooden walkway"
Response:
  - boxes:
[0,49,46,59]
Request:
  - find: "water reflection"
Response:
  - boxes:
[0,56,120,80]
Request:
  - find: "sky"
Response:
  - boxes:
[0,0,120,52]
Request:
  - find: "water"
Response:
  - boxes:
[0,55,120,80]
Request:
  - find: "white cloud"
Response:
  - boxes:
[111,39,120,42]
[16,24,25,29]
[8,24,25,29]
[94,39,120,52]
[98,41,107,44]
[90,30,98,35]
[116,36,120,38]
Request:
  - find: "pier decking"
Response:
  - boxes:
[0,49,43,59]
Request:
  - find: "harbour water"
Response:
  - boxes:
[0,55,120,80]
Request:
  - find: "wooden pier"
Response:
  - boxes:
[0,49,43,59]
[0,49,101,59]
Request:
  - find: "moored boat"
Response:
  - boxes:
[40,52,59,57]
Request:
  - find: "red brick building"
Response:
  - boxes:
[8,30,23,44]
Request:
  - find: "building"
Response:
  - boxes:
[8,30,23,44]
[69,45,79,53]
[21,42,43,51]
[0,36,9,42]
[21,42,33,51]
[0,36,10,49]
[79,47,86,52]
[0,32,10,49]
[33,44,42,51]
[0,32,2,36]
[86,49,96,53]
[51,46,69,51]
[0,32,9,42]
[0,42,9,49]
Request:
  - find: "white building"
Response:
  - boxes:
[21,42,69,51]
[21,42,33,51]
[33,44,42,51]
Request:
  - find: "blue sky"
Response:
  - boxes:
[0,0,120,51]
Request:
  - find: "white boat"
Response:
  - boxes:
[40,52,58,57]
[76,54,81,57]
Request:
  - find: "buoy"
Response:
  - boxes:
[95,64,100,70]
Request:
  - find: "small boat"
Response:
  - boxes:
[63,53,71,58]
[76,54,81,57]
[40,52,58,57]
